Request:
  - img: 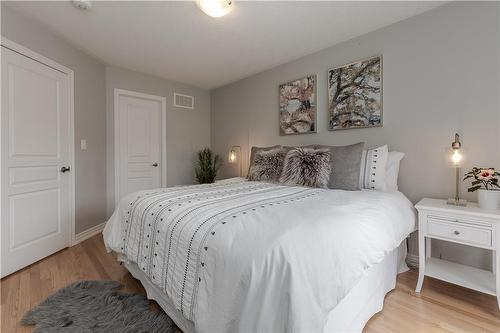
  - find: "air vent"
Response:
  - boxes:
[174,93,195,109]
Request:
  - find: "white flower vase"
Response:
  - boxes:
[477,189,500,210]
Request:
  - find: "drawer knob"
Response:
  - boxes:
[453,230,460,235]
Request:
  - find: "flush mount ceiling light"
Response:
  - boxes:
[197,0,233,18]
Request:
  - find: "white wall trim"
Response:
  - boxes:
[1,37,73,74]
[0,37,77,247]
[74,222,106,245]
[114,88,167,206]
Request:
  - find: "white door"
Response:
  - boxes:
[116,91,164,202]
[1,46,73,277]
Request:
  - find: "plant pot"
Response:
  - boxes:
[477,189,500,210]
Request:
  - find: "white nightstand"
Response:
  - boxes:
[415,198,500,309]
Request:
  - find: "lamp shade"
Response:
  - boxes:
[447,147,466,168]
[228,149,237,163]
[446,133,465,168]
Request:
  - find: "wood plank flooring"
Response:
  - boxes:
[1,234,499,332]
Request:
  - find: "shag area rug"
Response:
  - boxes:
[22,280,177,333]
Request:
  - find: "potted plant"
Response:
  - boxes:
[195,148,221,184]
[463,167,500,209]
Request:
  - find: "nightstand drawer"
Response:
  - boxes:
[427,217,492,248]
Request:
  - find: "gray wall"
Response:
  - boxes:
[1,5,212,231]
[211,2,500,268]
[105,66,211,217]
[2,5,107,233]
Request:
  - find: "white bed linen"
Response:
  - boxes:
[104,178,415,333]
[121,243,406,333]
[323,243,407,332]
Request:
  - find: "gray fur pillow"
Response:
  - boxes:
[247,148,287,182]
[247,145,282,177]
[280,148,331,188]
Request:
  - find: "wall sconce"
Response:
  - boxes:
[446,133,467,206]
[228,145,242,177]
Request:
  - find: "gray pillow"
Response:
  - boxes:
[280,147,331,188]
[247,145,281,178]
[306,142,364,190]
[248,147,287,182]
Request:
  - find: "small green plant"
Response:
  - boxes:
[195,148,221,184]
[463,167,500,192]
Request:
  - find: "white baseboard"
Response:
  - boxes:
[406,253,419,268]
[74,222,106,245]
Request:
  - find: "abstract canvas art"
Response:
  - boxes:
[279,75,316,135]
[328,56,382,130]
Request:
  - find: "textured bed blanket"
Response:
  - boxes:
[104,178,415,332]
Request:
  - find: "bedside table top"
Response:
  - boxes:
[415,198,500,220]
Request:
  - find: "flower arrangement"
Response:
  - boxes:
[463,167,500,192]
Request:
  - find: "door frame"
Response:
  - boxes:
[0,37,76,246]
[113,88,167,206]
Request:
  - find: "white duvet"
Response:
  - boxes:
[104,178,415,333]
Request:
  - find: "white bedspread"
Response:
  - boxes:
[103,178,415,332]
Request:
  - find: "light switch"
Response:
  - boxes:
[80,139,87,150]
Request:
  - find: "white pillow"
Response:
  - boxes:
[359,145,389,191]
[385,151,405,191]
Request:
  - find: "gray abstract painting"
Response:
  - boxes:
[328,56,382,130]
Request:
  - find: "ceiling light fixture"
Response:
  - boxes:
[197,0,233,18]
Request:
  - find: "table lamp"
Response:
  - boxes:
[447,133,467,206]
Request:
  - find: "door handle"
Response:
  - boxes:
[152,163,159,167]
[60,166,71,173]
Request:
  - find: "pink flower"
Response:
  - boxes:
[477,169,495,180]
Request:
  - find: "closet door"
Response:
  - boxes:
[1,46,72,277]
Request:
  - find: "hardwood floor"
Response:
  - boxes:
[1,234,499,333]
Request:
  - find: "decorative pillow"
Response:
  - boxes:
[359,145,389,191]
[247,145,281,177]
[305,142,364,190]
[385,151,405,191]
[279,148,331,188]
[247,147,287,182]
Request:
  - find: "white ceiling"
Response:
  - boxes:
[5,1,443,89]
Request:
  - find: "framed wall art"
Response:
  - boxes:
[328,56,382,131]
[279,75,316,135]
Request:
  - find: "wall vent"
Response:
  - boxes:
[174,93,195,109]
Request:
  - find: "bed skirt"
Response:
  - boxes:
[123,242,408,333]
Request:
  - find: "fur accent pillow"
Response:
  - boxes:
[247,145,282,177]
[280,148,331,188]
[247,148,287,182]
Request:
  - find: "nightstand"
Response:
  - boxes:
[415,198,500,309]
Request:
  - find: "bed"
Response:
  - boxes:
[103,177,415,332]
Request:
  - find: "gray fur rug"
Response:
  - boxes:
[22,280,177,333]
